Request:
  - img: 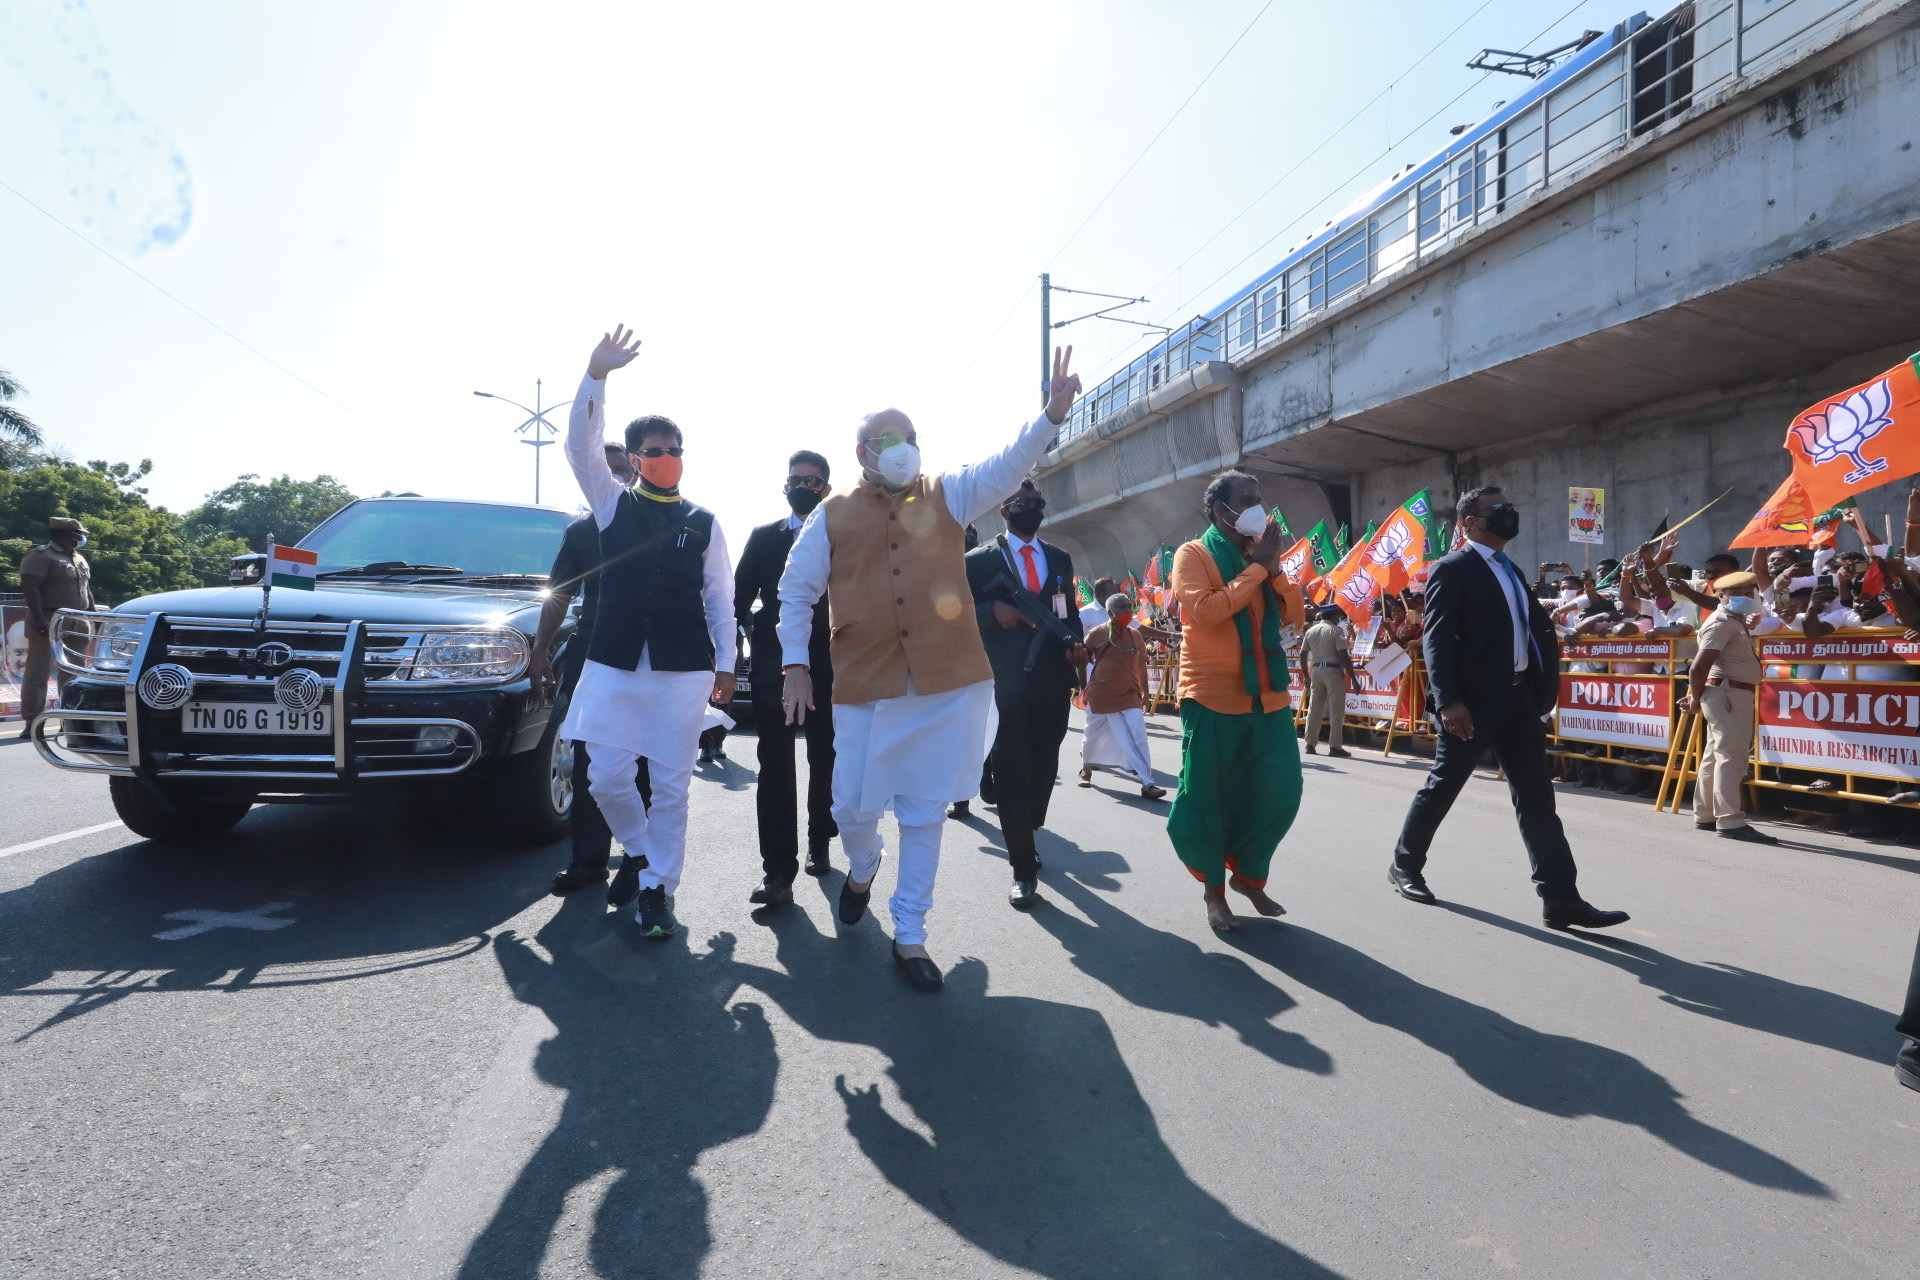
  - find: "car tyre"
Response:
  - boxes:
[488,713,573,845]
[108,776,254,843]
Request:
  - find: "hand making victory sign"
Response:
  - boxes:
[1044,345,1083,426]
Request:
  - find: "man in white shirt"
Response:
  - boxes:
[560,327,736,940]
[777,347,1083,991]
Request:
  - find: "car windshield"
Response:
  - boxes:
[299,500,574,577]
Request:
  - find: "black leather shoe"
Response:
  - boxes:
[749,877,794,906]
[1388,864,1436,904]
[608,855,646,909]
[893,944,944,991]
[946,801,970,820]
[1326,747,1352,759]
[550,864,607,896]
[1544,902,1631,931]
[1896,1039,1920,1092]
[839,867,877,925]
[804,845,832,876]
[1718,825,1780,845]
[1008,879,1038,910]
[1695,822,1715,830]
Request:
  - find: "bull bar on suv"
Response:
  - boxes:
[30,608,522,784]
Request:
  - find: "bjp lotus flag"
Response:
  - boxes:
[1784,354,1920,510]
[1729,475,1816,548]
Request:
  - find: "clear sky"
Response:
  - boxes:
[1,0,1631,543]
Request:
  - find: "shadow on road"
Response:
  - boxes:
[1221,922,1831,1197]
[1027,833,1331,1075]
[456,897,776,1279]
[0,802,552,1040]
[727,901,1346,1279]
[1441,901,1899,1063]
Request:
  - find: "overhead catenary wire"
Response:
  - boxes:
[934,0,1275,409]
[0,175,406,447]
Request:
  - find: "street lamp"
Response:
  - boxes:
[473,380,568,504]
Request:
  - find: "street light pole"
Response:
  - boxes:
[473,381,568,505]
[1040,272,1051,409]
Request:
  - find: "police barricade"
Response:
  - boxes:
[1548,637,1683,781]
[1746,629,1920,808]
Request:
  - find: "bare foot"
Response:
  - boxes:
[1204,891,1239,932]
[1078,767,1093,787]
[1229,876,1286,917]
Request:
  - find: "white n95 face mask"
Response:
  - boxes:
[874,441,921,487]
[1233,504,1269,537]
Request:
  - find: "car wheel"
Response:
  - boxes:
[489,713,573,845]
[108,776,254,843]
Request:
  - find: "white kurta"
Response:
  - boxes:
[555,371,736,767]
[775,409,1060,811]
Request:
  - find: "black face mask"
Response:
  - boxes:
[1481,505,1521,540]
[1005,509,1045,538]
[786,487,823,516]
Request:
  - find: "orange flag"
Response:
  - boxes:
[1784,355,1920,510]
[1729,475,1816,548]
[1326,502,1429,622]
[1276,536,1312,589]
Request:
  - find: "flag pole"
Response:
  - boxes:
[256,533,275,633]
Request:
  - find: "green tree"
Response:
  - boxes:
[184,473,358,552]
[1,457,246,603]
[0,368,41,446]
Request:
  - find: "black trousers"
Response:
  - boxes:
[1898,928,1920,1043]
[749,658,836,884]
[1392,693,1581,905]
[988,676,1073,881]
[559,648,648,874]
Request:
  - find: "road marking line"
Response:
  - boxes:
[154,901,296,941]
[0,820,126,860]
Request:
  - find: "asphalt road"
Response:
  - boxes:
[1,713,1916,1280]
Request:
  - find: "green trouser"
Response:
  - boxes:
[1166,699,1302,890]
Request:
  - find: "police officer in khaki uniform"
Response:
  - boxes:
[1297,605,1352,757]
[16,516,96,735]
[1679,570,1776,844]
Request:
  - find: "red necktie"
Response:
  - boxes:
[1020,545,1041,593]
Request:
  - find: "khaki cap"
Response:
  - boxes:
[48,516,90,537]
[1712,570,1758,593]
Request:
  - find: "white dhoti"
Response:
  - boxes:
[1081,707,1154,787]
[560,657,713,895]
[829,677,995,947]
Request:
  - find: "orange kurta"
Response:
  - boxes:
[1170,540,1304,716]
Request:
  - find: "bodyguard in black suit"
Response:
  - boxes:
[964,480,1085,910]
[1390,485,1629,930]
[733,449,837,906]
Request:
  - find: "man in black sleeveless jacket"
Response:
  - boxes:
[558,326,737,940]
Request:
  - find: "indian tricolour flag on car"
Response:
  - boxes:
[267,542,318,591]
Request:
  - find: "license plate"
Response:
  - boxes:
[181,701,333,735]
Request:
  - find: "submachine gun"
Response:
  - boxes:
[978,566,1084,684]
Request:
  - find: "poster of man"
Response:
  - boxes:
[1569,487,1606,545]
[2,604,59,725]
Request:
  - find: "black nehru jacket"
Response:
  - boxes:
[589,491,717,673]
[734,516,830,670]
[548,516,602,640]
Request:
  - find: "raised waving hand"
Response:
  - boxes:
[1044,345,1083,426]
[587,324,643,380]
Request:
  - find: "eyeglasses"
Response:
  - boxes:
[785,475,828,491]
[1004,497,1047,512]
[634,447,683,459]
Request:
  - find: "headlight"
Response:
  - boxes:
[57,614,144,675]
[408,630,528,682]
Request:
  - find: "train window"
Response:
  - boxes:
[1150,361,1162,389]
[1286,263,1312,325]
[1258,283,1280,337]
[1307,251,1327,311]
[1233,299,1256,351]
[1417,175,1443,242]
[1325,223,1368,300]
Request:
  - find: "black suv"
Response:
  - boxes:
[31,496,582,844]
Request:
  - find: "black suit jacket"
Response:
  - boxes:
[734,516,830,676]
[964,536,1084,689]
[1420,545,1561,720]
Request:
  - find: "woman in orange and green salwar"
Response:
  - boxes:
[1166,469,1306,932]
